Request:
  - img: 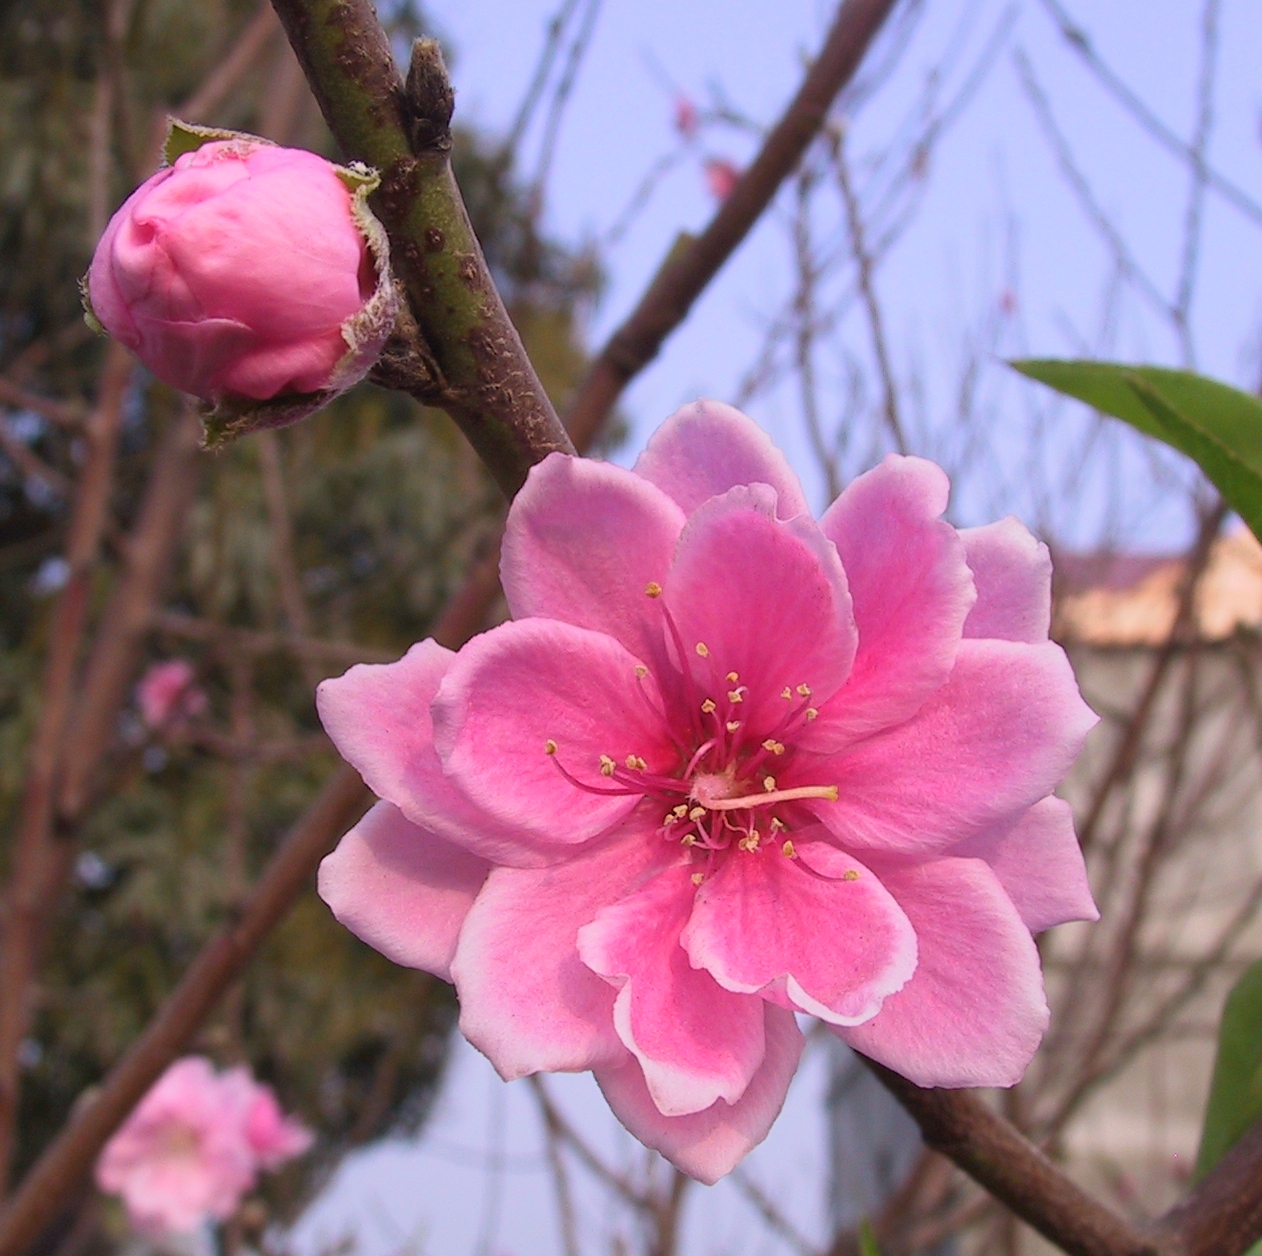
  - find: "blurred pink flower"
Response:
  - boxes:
[95,1057,309,1235]
[673,95,699,139]
[317,401,1098,1183]
[703,157,741,201]
[136,659,208,730]
[87,131,395,410]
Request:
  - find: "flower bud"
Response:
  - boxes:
[85,121,399,445]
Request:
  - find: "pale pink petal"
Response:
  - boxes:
[449,820,667,1079]
[501,453,685,669]
[838,857,1049,1087]
[633,400,811,519]
[433,620,675,847]
[961,517,1052,643]
[681,836,916,1025]
[803,640,1098,855]
[663,486,856,734]
[317,640,552,866]
[317,802,489,982]
[594,1004,804,1184]
[951,796,1098,933]
[809,456,975,748]
[578,862,766,1116]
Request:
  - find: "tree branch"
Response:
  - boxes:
[268,0,574,497]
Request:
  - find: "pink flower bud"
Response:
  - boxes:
[703,157,741,202]
[136,659,207,730]
[86,122,398,444]
[673,95,699,139]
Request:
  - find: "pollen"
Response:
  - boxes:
[635,664,648,678]
[672,804,689,818]
[726,671,739,684]
[796,683,812,697]
[681,833,697,846]
[728,689,744,703]
[843,869,860,882]
[544,739,558,755]
[695,642,710,658]
[701,698,717,714]
[726,720,741,732]
[691,872,705,886]
[626,754,647,771]
[769,816,785,832]
[781,687,793,700]
[645,582,663,598]
[689,806,706,821]
[805,708,818,721]
[763,775,776,791]
[599,754,616,777]
[762,738,786,755]
[782,840,797,858]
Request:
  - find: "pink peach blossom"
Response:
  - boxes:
[136,659,208,730]
[87,133,394,410]
[317,401,1099,1183]
[95,1057,309,1235]
[703,157,741,201]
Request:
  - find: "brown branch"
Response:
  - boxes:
[866,1063,1165,1256]
[0,420,70,498]
[0,379,85,430]
[151,611,394,666]
[0,767,371,1256]
[564,0,902,451]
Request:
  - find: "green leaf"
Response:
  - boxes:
[1010,360,1262,541]
[858,1220,883,1256]
[1195,958,1262,1179]
[161,117,266,166]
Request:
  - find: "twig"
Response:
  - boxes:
[0,767,371,1256]
[502,0,583,159]
[151,610,395,666]
[0,379,85,430]
[268,3,574,497]
[0,420,70,498]
[731,1167,821,1256]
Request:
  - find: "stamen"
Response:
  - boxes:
[689,806,707,821]
[625,754,648,771]
[761,738,786,756]
[796,683,812,697]
[782,841,797,858]
[635,664,648,678]
[645,582,663,598]
[763,775,776,791]
[682,738,717,779]
[726,671,739,684]
[780,687,793,700]
[691,872,705,886]
[704,784,839,811]
[599,754,616,777]
[544,739,558,755]
[672,804,689,818]
[843,869,860,882]
[728,688,744,703]
[549,756,642,797]
[701,698,717,714]
[770,817,785,832]
[726,720,741,732]
[805,708,818,721]
[681,833,697,846]
[695,642,710,658]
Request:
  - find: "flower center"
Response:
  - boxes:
[543,589,838,881]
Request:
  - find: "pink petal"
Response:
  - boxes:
[594,1004,804,1184]
[663,486,856,735]
[681,836,917,1025]
[838,856,1049,1088]
[804,639,1098,856]
[449,822,666,1078]
[951,797,1098,933]
[578,863,767,1116]
[501,453,685,670]
[433,620,676,847]
[961,518,1052,643]
[809,456,975,749]
[317,641,550,866]
[317,801,489,982]
[633,400,811,519]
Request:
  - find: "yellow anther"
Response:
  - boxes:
[626,754,647,771]
[763,775,776,791]
[782,840,797,858]
[544,739,558,755]
[635,664,648,678]
[805,708,818,721]
[672,804,689,818]
[691,872,705,886]
[796,683,812,697]
[762,739,785,755]
[681,833,697,846]
[769,816,785,832]
[726,671,739,684]
[781,687,793,700]
[843,869,860,882]
[728,689,744,703]
[695,642,710,658]
[599,754,616,777]
[645,582,663,598]
[726,720,741,732]
[701,698,717,714]
[689,806,707,821]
